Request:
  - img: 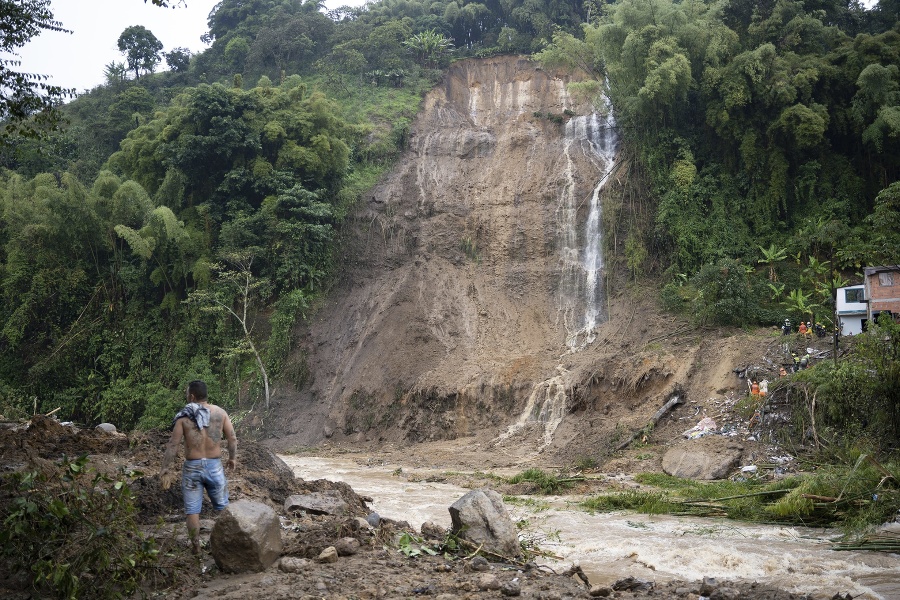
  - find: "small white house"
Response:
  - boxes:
[836,285,867,335]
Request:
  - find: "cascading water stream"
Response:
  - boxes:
[494,101,618,452]
[562,106,619,349]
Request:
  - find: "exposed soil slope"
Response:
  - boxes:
[260,58,784,472]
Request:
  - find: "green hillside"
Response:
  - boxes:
[0,0,897,445]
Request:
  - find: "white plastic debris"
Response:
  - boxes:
[683,416,717,439]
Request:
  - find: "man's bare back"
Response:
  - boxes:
[179,404,234,460]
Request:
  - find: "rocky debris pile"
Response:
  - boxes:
[162,548,809,600]
[0,417,808,600]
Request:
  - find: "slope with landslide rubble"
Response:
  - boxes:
[260,57,773,463]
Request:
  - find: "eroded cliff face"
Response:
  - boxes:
[275,57,665,449]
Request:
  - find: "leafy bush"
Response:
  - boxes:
[0,456,162,599]
[691,259,756,326]
[784,313,900,448]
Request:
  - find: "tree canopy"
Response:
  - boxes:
[536,0,900,275]
[0,0,73,139]
[117,25,164,80]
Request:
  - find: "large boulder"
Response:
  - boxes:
[449,488,521,558]
[662,437,744,480]
[284,490,349,516]
[210,500,282,572]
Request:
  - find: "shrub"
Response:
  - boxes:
[0,456,162,599]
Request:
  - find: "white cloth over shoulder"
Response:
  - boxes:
[172,402,210,430]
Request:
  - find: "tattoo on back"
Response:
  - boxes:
[209,411,223,444]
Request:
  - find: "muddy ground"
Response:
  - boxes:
[0,326,848,600]
[0,396,830,600]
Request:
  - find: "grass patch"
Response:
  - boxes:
[573,456,598,472]
[508,468,575,495]
[582,489,679,514]
[582,455,900,534]
[503,495,551,511]
[442,470,507,484]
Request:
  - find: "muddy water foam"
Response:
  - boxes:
[281,456,900,600]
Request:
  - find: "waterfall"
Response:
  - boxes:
[492,101,619,454]
[560,107,619,349]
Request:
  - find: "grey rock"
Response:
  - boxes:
[477,574,501,590]
[351,517,371,530]
[469,555,490,572]
[421,520,445,539]
[335,537,361,556]
[456,130,496,159]
[662,439,743,480]
[278,557,309,573]
[366,511,381,527]
[317,546,339,563]
[699,577,719,596]
[710,587,740,600]
[589,585,612,597]
[449,488,521,558]
[284,491,349,516]
[612,577,653,592]
[210,500,282,573]
[500,579,521,596]
[95,423,117,433]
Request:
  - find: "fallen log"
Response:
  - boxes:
[616,393,684,451]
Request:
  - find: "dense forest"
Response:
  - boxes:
[0,0,897,442]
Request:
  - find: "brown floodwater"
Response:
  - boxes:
[281,455,900,600]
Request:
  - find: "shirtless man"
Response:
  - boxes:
[160,380,237,554]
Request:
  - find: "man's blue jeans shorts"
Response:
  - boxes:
[181,458,229,514]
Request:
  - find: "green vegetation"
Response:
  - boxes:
[397,531,438,557]
[0,455,174,599]
[0,0,897,469]
[773,312,900,447]
[582,456,899,535]
[0,0,75,140]
[508,468,581,494]
[536,0,900,322]
[2,0,597,427]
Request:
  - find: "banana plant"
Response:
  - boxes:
[783,288,818,324]
[757,243,787,282]
[767,281,786,301]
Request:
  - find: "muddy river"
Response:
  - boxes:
[280,456,900,600]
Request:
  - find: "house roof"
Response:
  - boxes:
[864,265,900,276]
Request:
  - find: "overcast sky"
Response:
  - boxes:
[14,0,367,95]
